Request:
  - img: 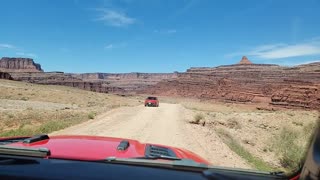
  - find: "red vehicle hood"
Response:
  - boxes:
[3,135,210,164]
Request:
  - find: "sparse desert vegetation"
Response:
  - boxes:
[271,122,317,170]
[0,80,140,137]
[216,128,274,171]
[177,97,319,173]
[190,113,204,124]
[1,84,319,173]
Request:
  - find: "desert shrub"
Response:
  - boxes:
[227,118,241,129]
[287,112,295,116]
[292,121,303,126]
[216,129,274,171]
[272,128,304,170]
[88,112,96,119]
[275,121,318,170]
[190,113,204,124]
[21,97,29,101]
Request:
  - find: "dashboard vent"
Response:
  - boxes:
[145,145,177,157]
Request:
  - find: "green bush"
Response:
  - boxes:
[88,112,96,119]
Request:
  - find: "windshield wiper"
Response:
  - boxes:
[0,145,50,158]
[104,156,209,171]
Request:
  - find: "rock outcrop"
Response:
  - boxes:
[71,73,178,91]
[0,57,43,72]
[0,57,177,94]
[0,72,13,80]
[2,56,320,109]
[8,72,126,94]
[238,56,252,64]
[141,59,320,109]
[9,72,177,94]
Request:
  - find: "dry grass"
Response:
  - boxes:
[227,118,242,129]
[216,128,275,171]
[190,113,204,124]
[271,121,317,171]
[0,80,140,137]
[0,80,139,109]
[176,96,319,173]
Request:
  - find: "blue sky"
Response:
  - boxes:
[0,0,320,73]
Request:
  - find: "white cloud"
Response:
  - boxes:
[251,44,320,59]
[0,43,15,49]
[104,42,127,50]
[16,52,37,58]
[95,9,136,27]
[271,59,320,67]
[281,60,320,66]
[0,43,37,58]
[154,29,177,34]
[297,60,320,65]
[226,38,320,59]
[104,44,114,49]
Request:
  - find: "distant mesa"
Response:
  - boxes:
[1,56,319,110]
[238,56,253,65]
[0,57,43,72]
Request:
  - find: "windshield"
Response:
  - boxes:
[147,97,157,100]
[0,0,319,176]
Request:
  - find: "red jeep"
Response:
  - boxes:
[144,96,159,107]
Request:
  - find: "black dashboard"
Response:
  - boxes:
[0,155,289,180]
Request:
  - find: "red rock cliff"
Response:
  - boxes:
[141,59,320,109]
[0,72,13,80]
[0,57,43,72]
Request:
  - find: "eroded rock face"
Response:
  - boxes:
[8,72,126,94]
[8,71,178,94]
[141,60,320,109]
[3,56,320,109]
[70,73,178,91]
[0,57,177,94]
[0,72,13,80]
[0,57,43,72]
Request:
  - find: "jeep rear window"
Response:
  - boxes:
[147,97,157,100]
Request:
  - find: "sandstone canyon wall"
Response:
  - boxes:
[0,72,13,80]
[70,72,178,91]
[0,57,43,72]
[2,57,177,94]
[141,57,320,109]
[2,56,319,109]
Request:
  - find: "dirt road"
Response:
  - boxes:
[51,103,250,168]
